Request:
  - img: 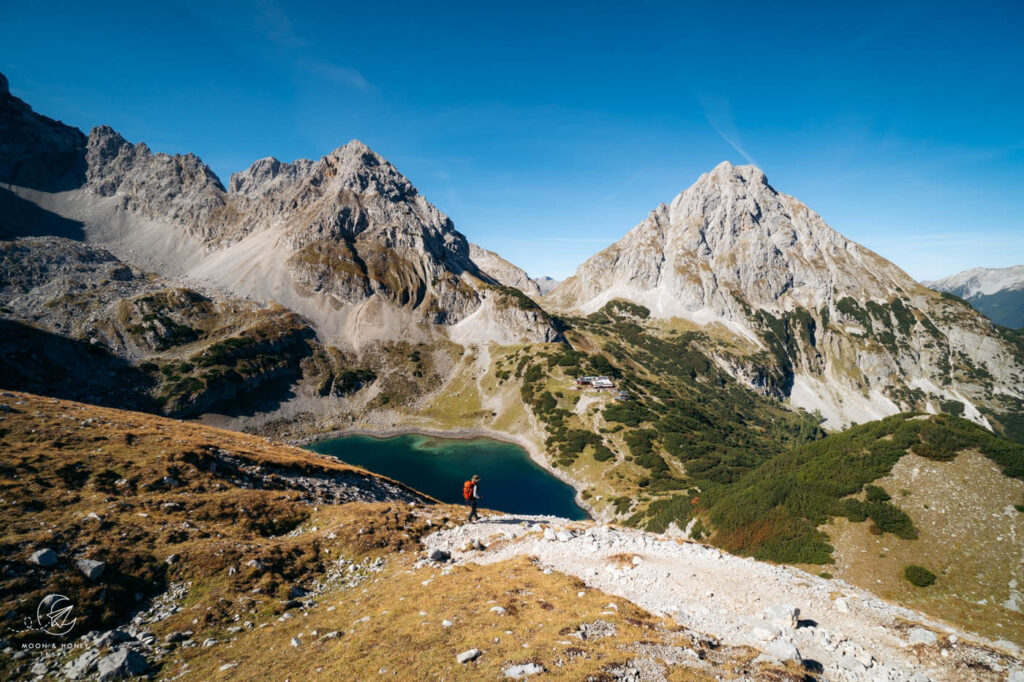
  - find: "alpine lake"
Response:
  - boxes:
[305,433,588,520]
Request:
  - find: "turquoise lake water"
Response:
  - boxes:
[305,433,588,520]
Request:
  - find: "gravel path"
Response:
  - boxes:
[424,515,1024,681]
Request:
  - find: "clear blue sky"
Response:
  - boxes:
[3,0,1022,280]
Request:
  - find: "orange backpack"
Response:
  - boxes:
[463,480,475,501]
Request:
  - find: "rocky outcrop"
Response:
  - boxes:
[84,126,228,241]
[925,265,1024,329]
[547,162,908,320]
[469,243,542,297]
[448,285,564,346]
[0,237,335,416]
[548,162,1024,429]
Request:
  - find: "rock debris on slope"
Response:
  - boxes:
[423,514,1024,682]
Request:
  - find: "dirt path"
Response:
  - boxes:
[424,515,1024,682]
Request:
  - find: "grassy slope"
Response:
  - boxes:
[820,450,1024,644]
[0,392,792,681]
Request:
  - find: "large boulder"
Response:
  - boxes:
[95,647,150,681]
[764,604,800,630]
[76,558,106,580]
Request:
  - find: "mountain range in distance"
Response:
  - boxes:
[924,265,1024,330]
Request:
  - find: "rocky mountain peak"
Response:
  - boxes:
[80,124,227,241]
[85,124,225,194]
[548,161,1023,429]
[313,139,418,202]
[925,265,1024,298]
[469,243,542,297]
[700,159,770,189]
[0,72,8,95]
[85,125,129,161]
[227,156,315,195]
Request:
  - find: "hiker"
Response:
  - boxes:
[463,474,481,522]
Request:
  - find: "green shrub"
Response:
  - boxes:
[624,429,657,457]
[865,485,891,502]
[603,402,651,427]
[611,497,632,515]
[587,354,619,377]
[866,501,918,539]
[904,564,937,587]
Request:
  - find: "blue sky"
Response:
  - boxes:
[3,0,1022,280]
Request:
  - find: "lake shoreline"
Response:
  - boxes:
[295,425,592,520]
[288,424,533,450]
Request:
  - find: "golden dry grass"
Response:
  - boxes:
[0,391,800,680]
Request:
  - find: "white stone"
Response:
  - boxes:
[908,628,938,645]
[503,662,545,678]
[752,623,780,641]
[765,640,801,664]
[764,604,800,630]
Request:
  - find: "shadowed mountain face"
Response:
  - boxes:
[925,266,1024,330]
[0,73,561,349]
[0,318,157,410]
[0,186,85,240]
[547,162,1024,433]
[0,73,86,191]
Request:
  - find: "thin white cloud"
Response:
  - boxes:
[698,94,758,166]
[245,2,371,92]
[253,0,307,48]
[299,59,371,91]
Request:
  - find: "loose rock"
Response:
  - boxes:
[764,604,799,630]
[77,558,106,580]
[504,662,545,678]
[908,627,938,645]
[95,647,151,681]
